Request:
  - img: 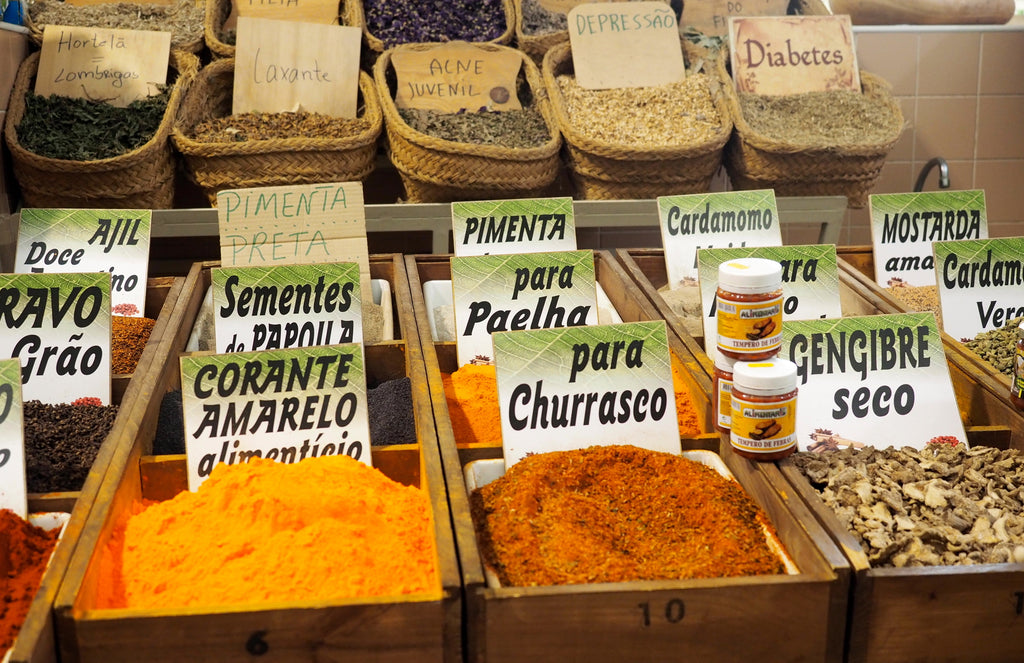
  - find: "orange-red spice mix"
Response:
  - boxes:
[111,315,156,374]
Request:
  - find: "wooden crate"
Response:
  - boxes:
[406,250,847,663]
[51,257,463,663]
[9,276,185,663]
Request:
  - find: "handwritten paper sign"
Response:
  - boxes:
[392,41,523,114]
[452,197,576,256]
[697,244,842,357]
[869,190,988,288]
[224,0,340,32]
[681,0,788,37]
[212,262,362,352]
[932,237,1024,341]
[16,208,150,317]
[36,25,170,107]
[0,359,26,518]
[781,312,966,452]
[729,15,859,95]
[180,344,371,490]
[568,2,685,89]
[0,273,111,404]
[493,320,679,467]
[216,182,370,295]
[451,250,598,366]
[233,17,360,116]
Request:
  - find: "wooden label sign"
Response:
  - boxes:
[451,250,598,367]
[224,0,340,32]
[0,272,111,404]
[0,359,26,518]
[697,244,842,357]
[869,190,988,288]
[781,312,967,452]
[452,197,576,257]
[216,182,371,296]
[932,237,1024,341]
[233,17,360,117]
[568,1,684,89]
[392,42,522,113]
[36,25,170,107]
[212,262,363,353]
[729,15,859,95]
[493,320,679,467]
[681,0,788,37]
[15,208,151,318]
[180,344,371,490]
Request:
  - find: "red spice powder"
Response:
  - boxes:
[670,351,703,437]
[0,510,61,651]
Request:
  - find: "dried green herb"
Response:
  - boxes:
[738,89,900,147]
[17,91,168,161]
[29,0,205,50]
[191,110,371,143]
[398,107,550,148]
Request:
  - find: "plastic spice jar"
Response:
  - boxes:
[712,351,738,434]
[1011,321,1024,410]
[730,359,798,461]
[716,258,783,361]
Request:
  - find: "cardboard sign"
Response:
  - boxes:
[212,262,363,353]
[180,344,371,490]
[493,320,680,467]
[728,15,859,95]
[392,42,523,114]
[568,2,685,89]
[452,197,576,257]
[232,18,360,117]
[781,312,967,452]
[869,190,988,288]
[216,182,371,297]
[0,272,111,404]
[16,208,150,318]
[659,189,782,286]
[224,0,340,32]
[681,0,788,37]
[697,244,843,357]
[36,26,170,107]
[932,237,1024,341]
[451,250,599,366]
[0,359,26,518]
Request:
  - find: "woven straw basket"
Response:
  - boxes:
[373,42,562,203]
[23,3,205,54]
[542,41,732,200]
[4,50,198,210]
[171,58,383,205]
[719,55,904,208]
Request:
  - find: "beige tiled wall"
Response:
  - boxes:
[842,26,1024,244]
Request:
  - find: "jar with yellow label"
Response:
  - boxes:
[730,359,798,461]
[716,258,783,361]
[712,351,737,434]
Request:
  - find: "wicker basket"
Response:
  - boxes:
[542,41,732,201]
[171,58,383,204]
[344,0,514,67]
[4,50,198,210]
[373,42,562,204]
[719,56,904,208]
[204,0,346,59]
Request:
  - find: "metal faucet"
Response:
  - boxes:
[914,157,950,192]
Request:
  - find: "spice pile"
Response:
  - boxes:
[190,111,373,143]
[368,377,418,445]
[519,0,566,35]
[153,390,185,455]
[962,315,1022,376]
[885,282,943,328]
[793,443,1024,567]
[112,316,156,374]
[398,107,551,149]
[29,0,204,51]
[25,400,119,493]
[0,510,61,651]
[738,89,902,146]
[471,445,785,586]
[556,73,723,147]
[364,0,506,47]
[671,351,703,437]
[94,455,438,609]
[17,92,168,161]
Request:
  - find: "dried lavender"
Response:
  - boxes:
[364,0,507,47]
[398,107,550,148]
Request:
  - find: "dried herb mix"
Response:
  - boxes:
[398,107,550,148]
[25,400,119,493]
[364,0,506,47]
[738,89,901,146]
[520,0,566,35]
[190,110,372,143]
[963,315,1023,375]
[18,91,168,161]
[471,445,785,586]
[29,0,205,50]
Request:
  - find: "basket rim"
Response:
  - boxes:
[373,42,563,160]
[346,0,515,54]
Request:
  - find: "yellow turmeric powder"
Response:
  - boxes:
[94,455,439,609]
[442,364,502,446]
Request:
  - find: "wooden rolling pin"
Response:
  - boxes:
[830,0,1016,25]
